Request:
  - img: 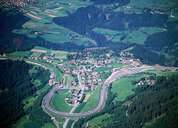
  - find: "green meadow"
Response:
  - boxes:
[50,90,72,112]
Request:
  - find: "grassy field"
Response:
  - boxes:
[113,0,178,14]
[32,46,70,60]
[95,66,111,73]
[15,115,55,128]
[96,62,123,80]
[87,114,111,128]
[93,27,166,45]
[15,0,95,46]
[96,63,123,72]
[15,116,40,128]
[14,60,60,128]
[15,15,96,45]
[7,51,31,58]
[51,50,68,59]
[111,74,145,102]
[30,59,63,81]
[49,64,62,81]
[50,90,72,112]
[111,70,178,102]
[42,123,55,128]
[75,85,101,113]
[146,70,178,77]
[23,96,38,111]
[15,85,53,128]
[63,74,75,88]
[128,0,178,9]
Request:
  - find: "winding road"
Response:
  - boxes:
[1,57,176,119]
[41,65,154,118]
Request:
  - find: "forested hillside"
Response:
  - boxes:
[74,73,178,128]
[0,60,50,127]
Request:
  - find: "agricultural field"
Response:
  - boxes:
[127,0,178,10]
[7,51,31,58]
[50,90,72,112]
[14,115,55,128]
[113,0,178,15]
[146,69,178,77]
[14,115,40,128]
[51,50,69,60]
[31,46,69,61]
[63,74,75,88]
[95,61,123,80]
[75,85,101,113]
[111,74,144,102]
[81,85,101,112]
[12,0,96,46]
[87,114,112,128]
[93,27,166,45]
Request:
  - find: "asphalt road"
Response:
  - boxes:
[42,84,108,118]
[41,65,153,118]
[0,57,177,120]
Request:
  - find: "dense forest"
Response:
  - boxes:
[74,74,178,128]
[0,60,50,127]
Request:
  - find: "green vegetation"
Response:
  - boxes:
[128,0,178,9]
[96,62,123,80]
[15,116,40,128]
[146,70,178,77]
[110,62,123,68]
[87,114,111,128]
[50,90,72,112]
[144,95,178,128]
[51,50,69,60]
[93,27,165,45]
[64,74,75,88]
[15,1,96,46]
[15,89,54,128]
[74,86,101,113]
[0,60,35,127]
[75,71,178,128]
[29,59,62,81]
[15,67,52,128]
[7,51,31,58]
[42,123,55,128]
[81,86,101,112]
[85,74,144,127]
[111,74,143,102]
[51,65,62,81]
[66,120,75,128]
[23,96,38,111]
[0,60,52,128]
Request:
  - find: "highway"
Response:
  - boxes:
[42,84,108,118]
[0,56,177,128]
[41,65,153,118]
[1,57,176,119]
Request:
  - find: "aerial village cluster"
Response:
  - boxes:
[1,45,167,105]
[1,45,147,105]
[1,0,36,7]
[19,47,144,105]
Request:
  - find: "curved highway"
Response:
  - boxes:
[42,83,109,118]
[41,65,153,118]
[1,57,176,119]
